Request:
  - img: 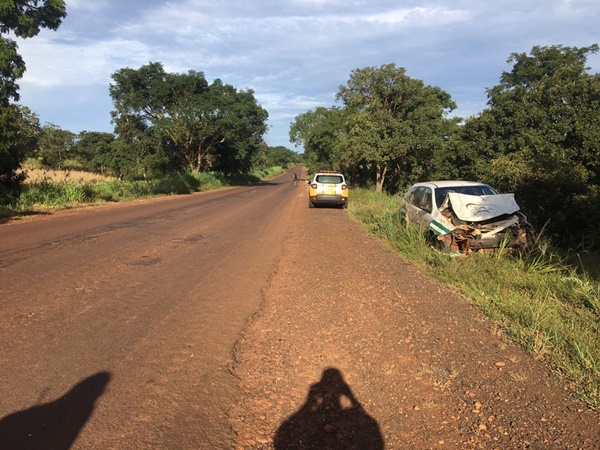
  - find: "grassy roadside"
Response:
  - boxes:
[348,188,600,408]
[1,166,287,218]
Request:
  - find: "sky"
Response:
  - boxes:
[12,0,600,151]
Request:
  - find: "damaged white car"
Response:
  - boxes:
[400,181,534,254]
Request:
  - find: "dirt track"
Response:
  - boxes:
[1,169,599,449]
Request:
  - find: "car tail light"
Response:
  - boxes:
[311,183,318,189]
[342,184,347,190]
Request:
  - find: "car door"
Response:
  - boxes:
[409,187,433,227]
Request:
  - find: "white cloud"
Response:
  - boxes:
[65,0,111,13]
[18,33,153,88]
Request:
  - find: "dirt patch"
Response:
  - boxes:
[228,200,599,449]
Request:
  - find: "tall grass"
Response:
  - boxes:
[17,180,92,207]
[349,188,600,407]
[8,168,286,212]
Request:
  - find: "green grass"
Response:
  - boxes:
[3,167,286,214]
[349,188,600,407]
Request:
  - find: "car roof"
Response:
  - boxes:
[411,180,491,189]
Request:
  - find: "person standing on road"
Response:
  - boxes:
[292,172,298,187]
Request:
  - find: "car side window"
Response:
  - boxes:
[405,187,417,205]
[410,187,425,207]
[411,187,432,212]
[420,188,433,213]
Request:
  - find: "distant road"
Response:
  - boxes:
[0,170,303,449]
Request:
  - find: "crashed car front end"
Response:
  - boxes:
[429,193,534,254]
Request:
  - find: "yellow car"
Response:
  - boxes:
[308,170,349,209]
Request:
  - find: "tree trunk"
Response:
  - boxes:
[193,147,203,173]
[375,163,388,192]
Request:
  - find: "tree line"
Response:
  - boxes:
[290,46,600,249]
[0,1,299,205]
[29,62,298,177]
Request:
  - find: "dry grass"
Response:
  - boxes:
[21,166,115,184]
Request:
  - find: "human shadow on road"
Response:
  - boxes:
[0,371,111,450]
[274,367,384,450]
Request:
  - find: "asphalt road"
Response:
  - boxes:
[0,171,302,449]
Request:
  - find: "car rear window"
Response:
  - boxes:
[435,185,497,207]
[316,175,343,184]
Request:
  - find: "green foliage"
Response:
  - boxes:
[290,65,458,192]
[36,123,75,169]
[0,0,67,104]
[260,145,300,169]
[454,44,600,247]
[0,1,66,204]
[9,169,283,210]
[335,64,458,192]
[0,36,24,104]
[0,104,40,204]
[109,62,268,177]
[18,179,90,207]
[74,131,116,174]
[248,166,286,180]
[350,188,600,406]
[289,106,347,173]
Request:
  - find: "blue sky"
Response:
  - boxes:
[13,0,600,150]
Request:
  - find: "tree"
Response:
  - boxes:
[1,0,67,105]
[456,44,600,246]
[262,146,300,168]
[109,63,268,176]
[289,106,347,174]
[109,62,188,179]
[0,104,39,203]
[74,131,116,175]
[335,64,457,192]
[0,0,66,204]
[36,123,75,169]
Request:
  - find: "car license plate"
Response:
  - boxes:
[324,184,336,195]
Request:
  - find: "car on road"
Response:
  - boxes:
[308,170,349,209]
[400,181,534,254]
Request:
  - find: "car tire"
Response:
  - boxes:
[342,202,348,209]
[398,208,406,224]
[309,200,315,209]
[428,231,447,251]
[428,231,452,253]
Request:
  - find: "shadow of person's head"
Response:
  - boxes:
[275,367,384,449]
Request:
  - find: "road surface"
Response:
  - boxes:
[0,171,301,449]
[2,168,599,449]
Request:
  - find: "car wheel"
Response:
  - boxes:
[309,200,315,208]
[428,231,448,251]
[398,209,406,224]
[342,202,348,209]
[428,231,452,253]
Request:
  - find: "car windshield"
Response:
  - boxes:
[316,175,343,184]
[435,185,497,208]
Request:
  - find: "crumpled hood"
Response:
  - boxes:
[429,193,524,237]
[443,193,521,222]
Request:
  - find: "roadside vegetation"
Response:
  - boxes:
[0,161,288,218]
[293,45,600,252]
[349,188,600,408]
